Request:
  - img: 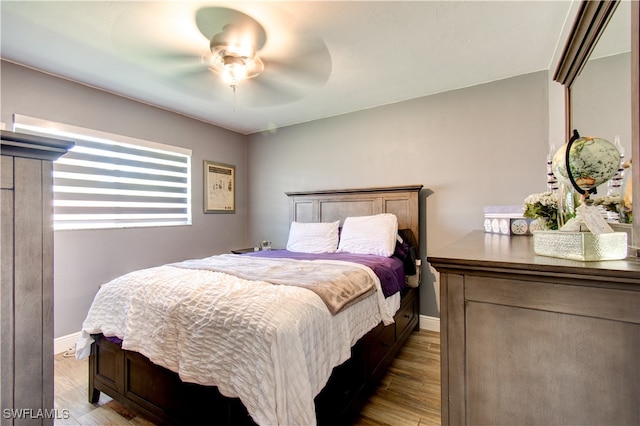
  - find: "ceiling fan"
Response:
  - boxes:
[113,5,332,108]
[197,8,267,90]
[205,24,265,88]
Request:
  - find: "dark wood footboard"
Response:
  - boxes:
[88,287,419,426]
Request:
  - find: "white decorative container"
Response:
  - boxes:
[533,231,627,261]
[483,205,534,236]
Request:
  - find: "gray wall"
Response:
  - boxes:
[246,71,552,317]
[1,61,248,337]
[1,60,557,333]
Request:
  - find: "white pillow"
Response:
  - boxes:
[337,213,398,257]
[286,220,340,253]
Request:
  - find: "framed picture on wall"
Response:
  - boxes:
[204,160,235,213]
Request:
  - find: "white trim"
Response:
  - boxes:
[419,315,440,332]
[13,114,192,156]
[54,331,82,355]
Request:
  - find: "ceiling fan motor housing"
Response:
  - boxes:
[208,24,263,81]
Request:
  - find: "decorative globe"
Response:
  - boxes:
[551,136,621,193]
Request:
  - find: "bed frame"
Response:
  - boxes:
[88,185,423,425]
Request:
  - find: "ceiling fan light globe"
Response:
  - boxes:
[222,57,248,85]
[206,23,265,86]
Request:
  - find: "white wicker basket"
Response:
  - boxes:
[533,231,628,261]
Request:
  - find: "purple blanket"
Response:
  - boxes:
[243,250,405,298]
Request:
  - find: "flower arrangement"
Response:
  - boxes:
[592,192,632,224]
[592,193,623,213]
[523,191,559,230]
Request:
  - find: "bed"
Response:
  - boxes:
[78,185,423,425]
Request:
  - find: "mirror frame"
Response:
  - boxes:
[554,1,619,89]
[634,0,639,256]
[553,0,639,256]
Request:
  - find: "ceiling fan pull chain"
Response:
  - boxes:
[231,84,237,112]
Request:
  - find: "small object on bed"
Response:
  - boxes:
[260,240,272,251]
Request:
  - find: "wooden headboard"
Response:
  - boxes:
[286,185,423,251]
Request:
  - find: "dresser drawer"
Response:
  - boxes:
[465,275,640,324]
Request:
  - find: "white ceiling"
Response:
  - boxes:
[1,1,577,135]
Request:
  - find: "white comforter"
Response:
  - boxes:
[76,255,394,425]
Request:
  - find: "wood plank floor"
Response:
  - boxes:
[54,330,440,426]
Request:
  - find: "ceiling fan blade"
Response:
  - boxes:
[195,7,267,51]
[263,35,332,88]
[111,8,207,70]
[171,67,241,102]
[143,51,201,63]
[238,75,307,107]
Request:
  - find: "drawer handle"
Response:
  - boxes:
[404,314,411,319]
[380,342,389,347]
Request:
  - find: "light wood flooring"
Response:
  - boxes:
[54,330,441,426]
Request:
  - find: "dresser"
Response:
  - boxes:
[428,231,640,426]
[1,131,73,425]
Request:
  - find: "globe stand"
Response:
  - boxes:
[533,129,628,261]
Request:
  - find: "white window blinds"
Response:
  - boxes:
[13,114,192,230]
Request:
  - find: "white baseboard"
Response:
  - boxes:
[54,331,81,355]
[419,315,440,332]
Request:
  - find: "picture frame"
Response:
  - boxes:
[203,160,235,213]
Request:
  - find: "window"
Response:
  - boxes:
[13,114,192,230]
